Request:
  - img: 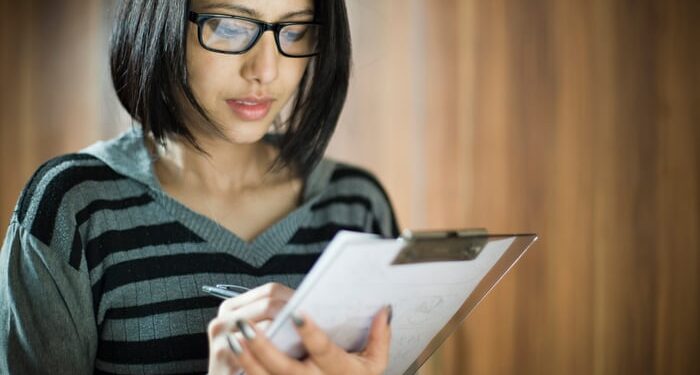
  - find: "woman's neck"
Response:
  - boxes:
[150,133,283,195]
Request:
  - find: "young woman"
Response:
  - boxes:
[0,0,399,374]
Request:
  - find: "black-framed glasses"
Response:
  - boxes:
[188,11,321,58]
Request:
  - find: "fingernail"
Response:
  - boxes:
[387,305,393,326]
[227,334,243,355]
[236,320,256,341]
[292,313,305,327]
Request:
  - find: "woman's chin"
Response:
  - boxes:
[223,127,270,145]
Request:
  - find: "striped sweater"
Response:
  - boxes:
[0,128,399,375]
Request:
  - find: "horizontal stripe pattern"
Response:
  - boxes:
[88,178,386,369]
[92,252,322,299]
[86,222,205,271]
[104,297,220,320]
[328,167,400,237]
[75,193,153,225]
[310,195,372,212]
[94,362,207,375]
[97,333,208,364]
[16,153,97,223]
[70,193,154,270]
[288,223,364,245]
[31,164,127,245]
[12,131,400,374]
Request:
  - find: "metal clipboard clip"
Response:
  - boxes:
[392,228,489,265]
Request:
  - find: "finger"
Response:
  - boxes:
[230,334,273,375]
[236,319,309,375]
[360,305,392,372]
[218,282,294,315]
[233,321,270,348]
[210,334,242,374]
[233,320,271,340]
[256,319,272,332]
[292,312,348,371]
[207,318,242,373]
[218,297,287,326]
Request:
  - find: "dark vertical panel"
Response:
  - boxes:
[1,0,37,231]
[0,0,104,231]
[599,0,660,372]
[652,0,700,373]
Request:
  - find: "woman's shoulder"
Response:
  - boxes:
[309,158,400,237]
[15,153,120,218]
[320,159,391,198]
[13,150,147,245]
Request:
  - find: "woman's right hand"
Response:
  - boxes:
[207,282,295,373]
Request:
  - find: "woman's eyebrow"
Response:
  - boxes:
[200,2,260,17]
[199,2,314,20]
[279,9,315,20]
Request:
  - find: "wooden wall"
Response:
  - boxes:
[0,0,115,229]
[337,0,699,373]
[1,0,698,374]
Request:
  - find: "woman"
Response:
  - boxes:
[0,0,399,374]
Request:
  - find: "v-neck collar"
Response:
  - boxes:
[152,186,323,266]
[81,127,337,267]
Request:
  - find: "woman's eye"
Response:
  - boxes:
[216,26,245,37]
[215,25,248,38]
[282,27,308,42]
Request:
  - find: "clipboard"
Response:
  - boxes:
[266,229,538,375]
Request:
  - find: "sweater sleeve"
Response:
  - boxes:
[0,218,97,374]
[372,187,401,239]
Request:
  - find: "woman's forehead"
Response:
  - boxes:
[192,0,315,21]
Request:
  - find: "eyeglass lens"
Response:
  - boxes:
[201,18,319,56]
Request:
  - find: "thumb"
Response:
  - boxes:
[361,305,392,364]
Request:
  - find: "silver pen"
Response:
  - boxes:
[216,284,252,294]
[202,285,248,299]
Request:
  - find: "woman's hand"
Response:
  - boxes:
[237,306,392,375]
[216,282,294,330]
[208,296,393,375]
[208,282,295,374]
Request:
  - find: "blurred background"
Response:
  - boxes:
[1,0,698,374]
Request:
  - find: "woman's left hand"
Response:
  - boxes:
[221,306,392,375]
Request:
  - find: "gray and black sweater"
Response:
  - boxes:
[0,128,399,374]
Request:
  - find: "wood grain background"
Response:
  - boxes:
[1,1,698,374]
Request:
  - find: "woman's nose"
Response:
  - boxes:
[241,32,279,85]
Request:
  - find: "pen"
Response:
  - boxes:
[202,285,246,299]
[216,284,251,294]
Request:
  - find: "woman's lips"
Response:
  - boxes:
[226,98,274,121]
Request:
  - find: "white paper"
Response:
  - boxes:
[266,231,516,375]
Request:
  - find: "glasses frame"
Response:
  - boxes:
[188,11,321,58]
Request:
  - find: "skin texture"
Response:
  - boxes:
[158,1,394,374]
[185,0,311,144]
[153,1,310,242]
[208,283,393,375]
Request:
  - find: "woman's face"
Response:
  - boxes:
[186,0,314,144]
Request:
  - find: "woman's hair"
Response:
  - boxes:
[110,0,352,177]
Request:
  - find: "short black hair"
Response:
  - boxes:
[110,0,352,177]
